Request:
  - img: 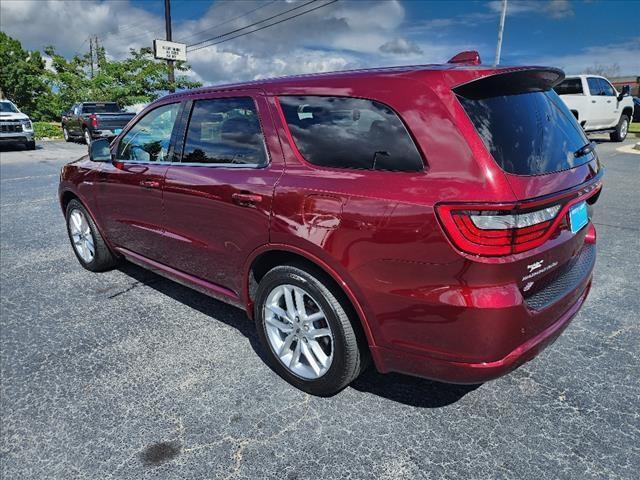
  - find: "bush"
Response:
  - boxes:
[33,121,62,140]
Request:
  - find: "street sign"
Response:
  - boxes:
[153,39,187,62]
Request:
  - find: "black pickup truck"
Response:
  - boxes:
[61,102,136,144]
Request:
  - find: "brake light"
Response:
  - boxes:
[89,114,98,128]
[437,203,563,256]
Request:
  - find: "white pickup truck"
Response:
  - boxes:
[554,75,634,142]
[0,99,35,149]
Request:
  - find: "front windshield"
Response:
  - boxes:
[0,102,19,113]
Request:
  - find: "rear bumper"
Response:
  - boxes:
[371,278,591,383]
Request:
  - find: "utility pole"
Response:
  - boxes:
[164,0,175,92]
[89,36,94,78]
[494,0,507,66]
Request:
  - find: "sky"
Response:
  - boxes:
[1,0,639,86]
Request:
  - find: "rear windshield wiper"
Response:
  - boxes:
[574,142,595,158]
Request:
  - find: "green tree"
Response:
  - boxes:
[45,45,201,111]
[0,31,53,120]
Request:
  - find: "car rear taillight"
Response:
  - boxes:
[437,203,563,256]
[89,114,98,128]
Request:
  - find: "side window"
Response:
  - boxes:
[181,97,266,166]
[599,79,616,96]
[553,78,583,95]
[279,96,424,172]
[116,103,180,162]
[587,77,603,96]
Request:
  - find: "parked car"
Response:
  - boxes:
[554,75,634,141]
[61,102,136,145]
[0,100,35,150]
[633,97,640,123]
[59,53,602,396]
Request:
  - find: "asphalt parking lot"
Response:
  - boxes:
[1,138,639,479]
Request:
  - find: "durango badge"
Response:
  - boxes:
[527,260,544,273]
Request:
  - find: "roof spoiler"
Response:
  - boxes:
[453,68,566,99]
[448,51,481,65]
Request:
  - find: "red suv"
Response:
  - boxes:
[59,54,601,396]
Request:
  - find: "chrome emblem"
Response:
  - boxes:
[527,260,544,273]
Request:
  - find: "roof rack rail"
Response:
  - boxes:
[447,51,481,65]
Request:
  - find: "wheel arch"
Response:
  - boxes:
[244,245,376,350]
[621,107,633,120]
[59,188,115,253]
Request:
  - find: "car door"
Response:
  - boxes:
[69,104,81,135]
[161,91,283,295]
[94,101,182,261]
[586,77,608,129]
[598,78,620,127]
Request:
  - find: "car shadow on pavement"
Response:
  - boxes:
[116,261,480,408]
[350,369,480,408]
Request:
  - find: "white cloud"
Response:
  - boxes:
[379,38,423,55]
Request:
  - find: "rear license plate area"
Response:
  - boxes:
[569,201,588,234]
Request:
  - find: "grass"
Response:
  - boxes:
[629,122,640,134]
[33,121,63,140]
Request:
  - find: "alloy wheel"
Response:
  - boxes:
[620,119,628,139]
[263,284,334,379]
[68,209,95,263]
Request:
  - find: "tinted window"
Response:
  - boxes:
[181,97,266,166]
[587,77,603,96]
[553,78,583,95]
[116,102,179,162]
[279,96,423,172]
[457,90,591,175]
[83,103,120,113]
[599,78,615,96]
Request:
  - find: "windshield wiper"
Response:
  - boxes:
[574,142,595,158]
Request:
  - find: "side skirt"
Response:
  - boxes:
[116,247,245,310]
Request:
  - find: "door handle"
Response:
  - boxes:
[232,192,262,207]
[591,100,597,103]
[606,100,612,103]
[140,180,161,189]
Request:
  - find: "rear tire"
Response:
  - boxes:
[65,199,118,272]
[610,114,629,142]
[254,264,366,396]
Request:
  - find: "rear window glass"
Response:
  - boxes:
[553,78,583,95]
[457,90,591,175]
[279,96,424,172]
[83,103,120,113]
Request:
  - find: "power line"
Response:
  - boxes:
[188,0,320,49]
[176,0,278,44]
[188,0,338,53]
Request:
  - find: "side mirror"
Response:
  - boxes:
[89,138,112,162]
[618,85,630,101]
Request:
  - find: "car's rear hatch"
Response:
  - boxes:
[447,67,602,310]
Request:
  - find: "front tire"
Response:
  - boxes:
[610,114,629,142]
[83,128,92,145]
[254,264,366,396]
[65,199,118,272]
[25,140,36,150]
[63,126,71,142]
